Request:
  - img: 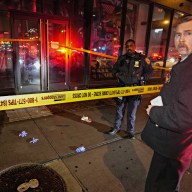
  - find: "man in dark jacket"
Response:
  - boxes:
[109,39,153,138]
[141,16,192,192]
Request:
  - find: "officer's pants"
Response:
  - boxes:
[114,96,141,134]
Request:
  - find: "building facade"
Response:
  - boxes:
[0,0,191,95]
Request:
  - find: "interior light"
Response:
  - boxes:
[93,48,97,51]
[169,58,175,63]
[57,48,66,53]
[34,61,40,69]
[154,29,163,33]
[163,20,169,24]
[101,46,106,51]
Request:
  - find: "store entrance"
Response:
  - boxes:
[46,20,69,91]
[13,15,69,94]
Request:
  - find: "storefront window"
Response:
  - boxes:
[148,6,171,78]
[22,0,42,13]
[48,22,68,91]
[14,19,41,93]
[69,0,85,85]
[0,0,20,10]
[44,0,72,17]
[0,11,14,92]
[124,1,149,54]
[90,0,122,82]
[0,0,42,12]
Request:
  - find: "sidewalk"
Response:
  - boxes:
[0,96,191,192]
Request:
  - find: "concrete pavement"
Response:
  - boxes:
[0,96,191,192]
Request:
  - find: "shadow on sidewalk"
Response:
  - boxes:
[103,139,147,192]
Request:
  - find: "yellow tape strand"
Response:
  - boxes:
[63,45,117,60]
[0,38,40,42]
[57,44,171,71]
[0,38,171,70]
[0,85,163,111]
[0,38,165,111]
[152,66,171,71]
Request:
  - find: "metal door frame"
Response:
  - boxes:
[11,12,69,93]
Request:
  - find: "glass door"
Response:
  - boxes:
[46,20,69,91]
[13,16,69,93]
[13,17,41,93]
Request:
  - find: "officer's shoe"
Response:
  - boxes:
[124,133,135,139]
[109,129,120,135]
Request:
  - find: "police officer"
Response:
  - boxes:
[109,39,153,138]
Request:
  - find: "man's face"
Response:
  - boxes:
[125,41,136,55]
[175,20,192,58]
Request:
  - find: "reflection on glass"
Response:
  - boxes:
[91,58,114,80]
[124,1,149,54]
[0,41,14,88]
[15,19,40,92]
[0,0,42,12]
[148,6,171,78]
[0,11,14,91]
[90,0,122,82]
[70,19,84,84]
[0,0,20,10]
[22,0,42,12]
[70,51,84,83]
[44,0,72,17]
[19,41,40,86]
[48,22,67,89]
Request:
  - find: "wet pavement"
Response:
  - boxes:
[0,95,191,192]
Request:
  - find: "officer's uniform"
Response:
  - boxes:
[111,51,153,137]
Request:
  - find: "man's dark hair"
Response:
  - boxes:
[125,39,135,45]
[176,15,192,27]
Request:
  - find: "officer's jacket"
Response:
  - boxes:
[112,52,153,86]
[141,54,192,160]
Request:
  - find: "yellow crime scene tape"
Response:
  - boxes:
[0,38,40,42]
[0,85,163,111]
[0,38,171,71]
[63,45,117,60]
[58,44,171,71]
[0,38,164,111]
